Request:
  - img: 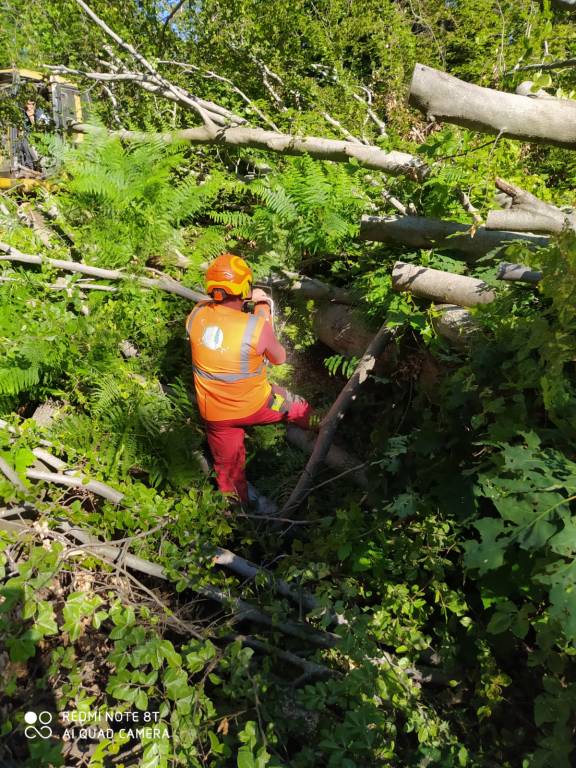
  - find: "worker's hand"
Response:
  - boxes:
[251,288,271,304]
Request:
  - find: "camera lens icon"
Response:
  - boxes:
[24,711,53,738]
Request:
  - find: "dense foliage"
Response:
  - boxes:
[1,1,575,767]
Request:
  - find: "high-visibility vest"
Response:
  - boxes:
[186,302,271,421]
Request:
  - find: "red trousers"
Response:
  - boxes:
[205,385,312,502]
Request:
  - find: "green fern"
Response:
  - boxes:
[58,134,226,269]
[324,353,359,378]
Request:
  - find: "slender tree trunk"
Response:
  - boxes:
[360,215,549,258]
[281,323,393,514]
[409,64,576,149]
[73,123,427,180]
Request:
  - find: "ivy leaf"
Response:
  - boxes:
[35,601,58,637]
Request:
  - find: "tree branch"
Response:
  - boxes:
[505,56,576,75]
[73,123,427,180]
[0,241,209,303]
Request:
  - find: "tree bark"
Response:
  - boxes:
[312,302,377,357]
[432,305,480,347]
[360,215,549,258]
[392,261,495,306]
[486,177,576,234]
[73,123,427,180]
[286,425,369,489]
[497,262,542,283]
[281,323,393,514]
[409,63,576,149]
[267,270,355,304]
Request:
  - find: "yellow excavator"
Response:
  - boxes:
[0,67,85,191]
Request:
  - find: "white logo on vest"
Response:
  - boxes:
[201,325,224,350]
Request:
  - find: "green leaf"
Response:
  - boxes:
[237,749,257,768]
[135,689,148,711]
[35,601,58,637]
[163,667,190,700]
[487,610,513,634]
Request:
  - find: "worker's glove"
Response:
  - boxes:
[249,288,275,326]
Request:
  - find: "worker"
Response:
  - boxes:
[186,253,313,506]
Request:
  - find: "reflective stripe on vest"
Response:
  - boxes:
[192,363,265,382]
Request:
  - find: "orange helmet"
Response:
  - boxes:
[205,253,253,300]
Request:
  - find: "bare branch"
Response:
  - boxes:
[321,112,364,144]
[158,60,278,130]
[0,241,210,303]
[72,0,219,130]
[505,56,576,75]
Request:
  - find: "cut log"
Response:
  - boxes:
[486,177,576,234]
[392,262,495,306]
[73,123,427,180]
[497,262,542,283]
[360,215,549,258]
[409,63,576,149]
[432,304,479,347]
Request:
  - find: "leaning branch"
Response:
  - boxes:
[505,57,576,75]
[409,63,576,149]
[281,323,394,514]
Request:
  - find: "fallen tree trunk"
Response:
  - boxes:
[313,302,377,357]
[266,270,355,304]
[286,426,369,489]
[486,177,576,234]
[392,262,495,306]
[409,63,576,149]
[73,123,427,180]
[360,215,549,258]
[281,323,393,514]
